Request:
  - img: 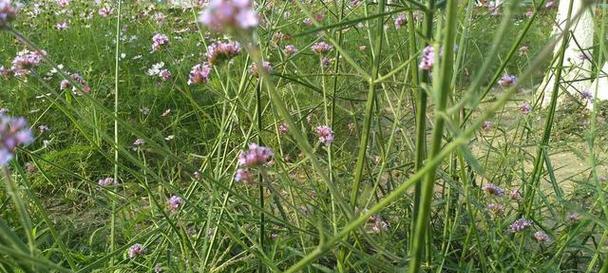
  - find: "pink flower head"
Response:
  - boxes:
[498,74,517,88]
[533,231,550,243]
[482,120,493,131]
[167,195,183,211]
[188,63,212,85]
[481,183,504,196]
[11,49,46,77]
[419,45,435,71]
[98,177,116,186]
[278,123,288,135]
[234,168,253,184]
[509,188,522,200]
[303,18,312,26]
[98,5,112,17]
[55,21,68,30]
[545,1,556,9]
[509,217,532,233]
[311,41,332,55]
[249,61,272,77]
[519,102,531,114]
[315,125,334,145]
[366,215,389,233]
[206,40,241,65]
[128,243,145,258]
[283,44,297,56]
[151,33,169,52]
[321,57,332,68]
[0,66,12,78]
[394,13,406,29]
[56,0,70,8]
[0,114,33,165]
[487,203,504,216]
[159,69,171,81]
[0,0,17,27]
[198,0,258,33]
[238,143,273,167]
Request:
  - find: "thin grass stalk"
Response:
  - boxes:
[350,0,385,209]
[524,0,579,215]
[407,0,457,271]
[411,0,435,251]
[255,81,267,266]
[110,0,122,267]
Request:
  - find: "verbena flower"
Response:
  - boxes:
[98,5,112,17]
[11,49,46,77]
[128,243,144,258]
[498,74,517,88]
[311,41,332,54]
[519,102,531,114]
[566,212,581,223]
[482,120,493,131]
[509,188,522,200]
[98,177,115,186]
[315,125,334,145]
[321,57,332,68]
[481,183,505,197]
[366,215,389,233]
[56,0,70,8]
[249,61,271,77]
[167,195,183,211]
[278,123,288,135]
[55,21,68,30]
[283,44,297,56]
[487,203,504,216]
[151,33,169,52]
[206,40,241,65]
[0,0,17,28]
[394,13,406,29]
[234,168,253,184]
[419,45,435,71]
[509,217,532,233]
[238,143,273,167]
[0,115,34,165]
[188,63,212,85]
[533,231,550,243]
[159,69,171,81]
[198,0,258,33]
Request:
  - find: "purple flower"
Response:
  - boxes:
[394,13,406,29]
[206,40,241,65]
[238,143,273,167]
[303,18,312,26]
[249,61,272,77]
[519,102,531,114]
[278,123,288,135]
[315,125,334,145]
[151,33,169,52]
[482,120,493,131]
[366,215,389,233]
[198,0,258,33]
[566,212,581,223]
[56,0,70,8]
[481,183,504,197]
[419,45,435,71]
[498,74,517,88]
[0,0,17,28]
[159,69,171,81]
[0,115,34,165]
[509,217,532,233]
[510,188,522,200]
[98,6,112,17]
[98,177,116,186]
[487,203,504,216]
[234,168,253,184]
[0,66,11,78]
[128,243,145,258]
[321,57,332,68]
[11,49,46,77]
[55,21,68,30]
[533,231,550,242]
[283,44,297,56]
[188,63,212,85]
[311,41,332,55]
[167,195,183,211]
[581,90,593,101]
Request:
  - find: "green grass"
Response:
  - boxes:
[0,0,607,272]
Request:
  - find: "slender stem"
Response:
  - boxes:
[110,0,122,266]
[255,81,266,266]
[408,0,457,271]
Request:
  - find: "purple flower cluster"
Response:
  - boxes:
[498,74,517,88]
[311,41,332,55]
[366,215,389,233]
[249,61,272,77]
[238,143,273,167]
[481,183,504,197]
[315,125,334,145]
[128,243,145,258]
[486,203,504,216]
[0,0,17,28]
[151,33,169,52]
[188,63,212,85]
[419,45,435,71]
[0,115,34,165]
[509,217,532,233]
[394,13,406,29]
[98,177,115,187]
[98,5,112,17]
[60,73,91,94]
[519,102,531,114]
[11,49,46,77]
[235,143,273,184]
[167,195,183,211]
[206,41,241,65]
[283,44,297,56]
[198,0,258,33]
[533,231,550,242]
